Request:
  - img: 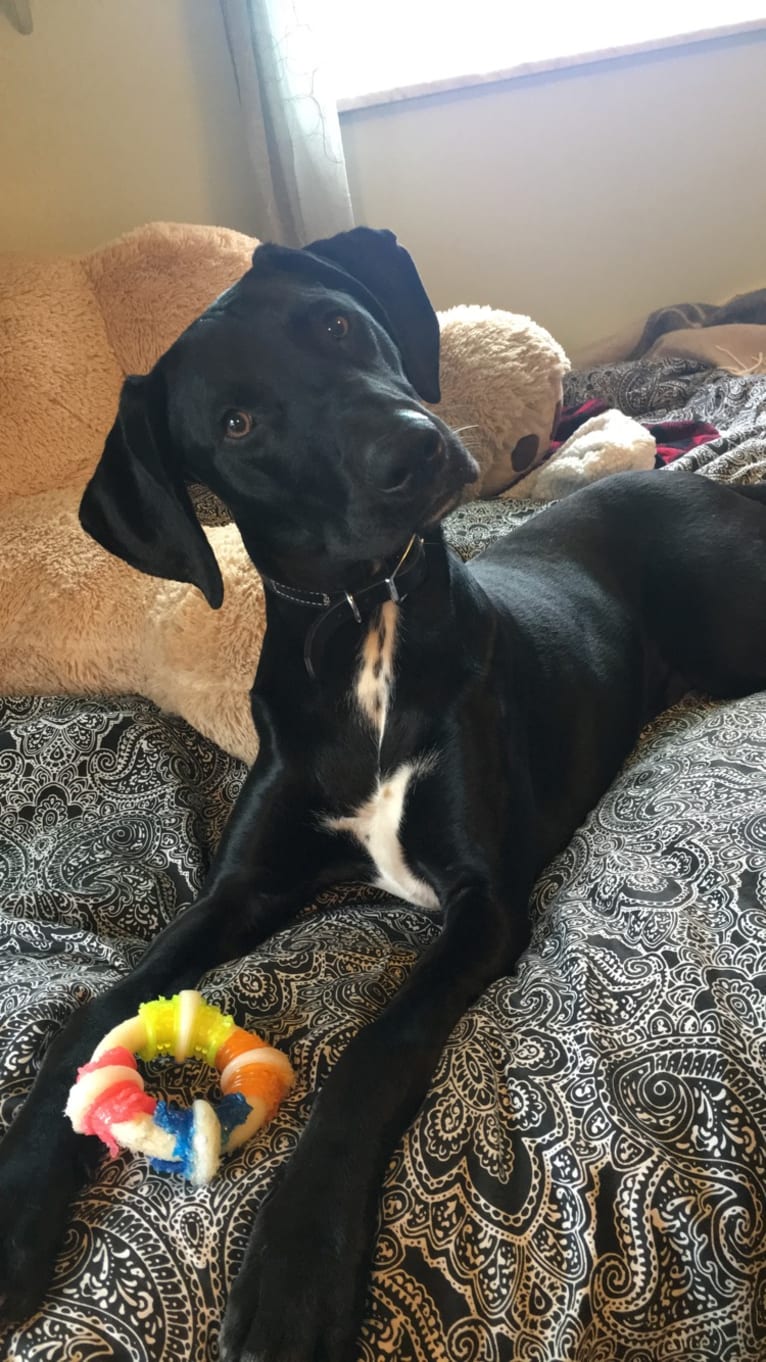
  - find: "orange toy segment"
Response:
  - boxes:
[215,1027,267,1072]
[225,1065,291,1122]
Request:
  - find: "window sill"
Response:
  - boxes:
[337,19,766,114]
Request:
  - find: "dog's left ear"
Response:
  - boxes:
[251,228,441,402]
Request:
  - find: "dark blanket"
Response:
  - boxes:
[624,286,766,360]
[2,356,766,1362]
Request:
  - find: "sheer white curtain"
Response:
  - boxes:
[219,0,354,246]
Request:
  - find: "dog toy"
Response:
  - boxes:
[64,989,294,1185]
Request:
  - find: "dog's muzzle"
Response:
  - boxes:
[366,411,446,497]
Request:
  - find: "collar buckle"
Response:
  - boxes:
[384,575,401,605]
[266,534,427,681]
[345,590,362,624]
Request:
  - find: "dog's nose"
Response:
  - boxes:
[375,413,445,494]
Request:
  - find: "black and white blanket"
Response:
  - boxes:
[2,357,766,1361]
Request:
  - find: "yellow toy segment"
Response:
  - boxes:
[137,993,236,1064]
[192,998,236,1065]
[137,996,179,1060]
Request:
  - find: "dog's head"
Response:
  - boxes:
[80,227,478,604]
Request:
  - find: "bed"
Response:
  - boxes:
[2,354,766,1361]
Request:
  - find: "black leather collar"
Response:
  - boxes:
[263,535,428,680]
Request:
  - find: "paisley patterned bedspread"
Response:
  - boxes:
[2,357,766,1362]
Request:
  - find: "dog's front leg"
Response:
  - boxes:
[219,876,523,1362]
[0,757,330,1326]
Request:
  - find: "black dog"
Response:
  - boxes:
[1,228,766,1362]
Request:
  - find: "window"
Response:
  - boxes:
[330,2,766,107]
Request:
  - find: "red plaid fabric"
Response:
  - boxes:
[551,400,719,467]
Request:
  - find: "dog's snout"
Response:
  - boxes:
[375,412,445,495]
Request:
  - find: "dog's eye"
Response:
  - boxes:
[222,410,254,440]
[325,314,350,340]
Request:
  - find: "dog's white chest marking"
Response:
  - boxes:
[326,761,439,909]
[324,607,439,909]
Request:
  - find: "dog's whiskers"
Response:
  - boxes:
[450,423,485,456]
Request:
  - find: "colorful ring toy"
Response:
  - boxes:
[64,990,294,1186]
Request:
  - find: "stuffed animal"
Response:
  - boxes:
[434,304,569,497]
[0,222,651,761]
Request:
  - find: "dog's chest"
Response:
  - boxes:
[325,604,438,910]
[354,600,397,739]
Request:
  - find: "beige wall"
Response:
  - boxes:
[341,31,766,353]
[0,0,256,253]
[1,4,764,352]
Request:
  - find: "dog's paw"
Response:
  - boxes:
[218,1177,372,1362]
[0,1184,62,1324]
[0,1122,83,1325]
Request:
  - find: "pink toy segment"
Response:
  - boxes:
[84,1085,157,1157]
[77,1046,138,1081]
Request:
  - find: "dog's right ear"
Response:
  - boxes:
[79,371,224,608]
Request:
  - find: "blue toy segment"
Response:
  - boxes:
[149,1101,193,1174]
[147,1094,253,1175]
[218,1092,252,1147]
